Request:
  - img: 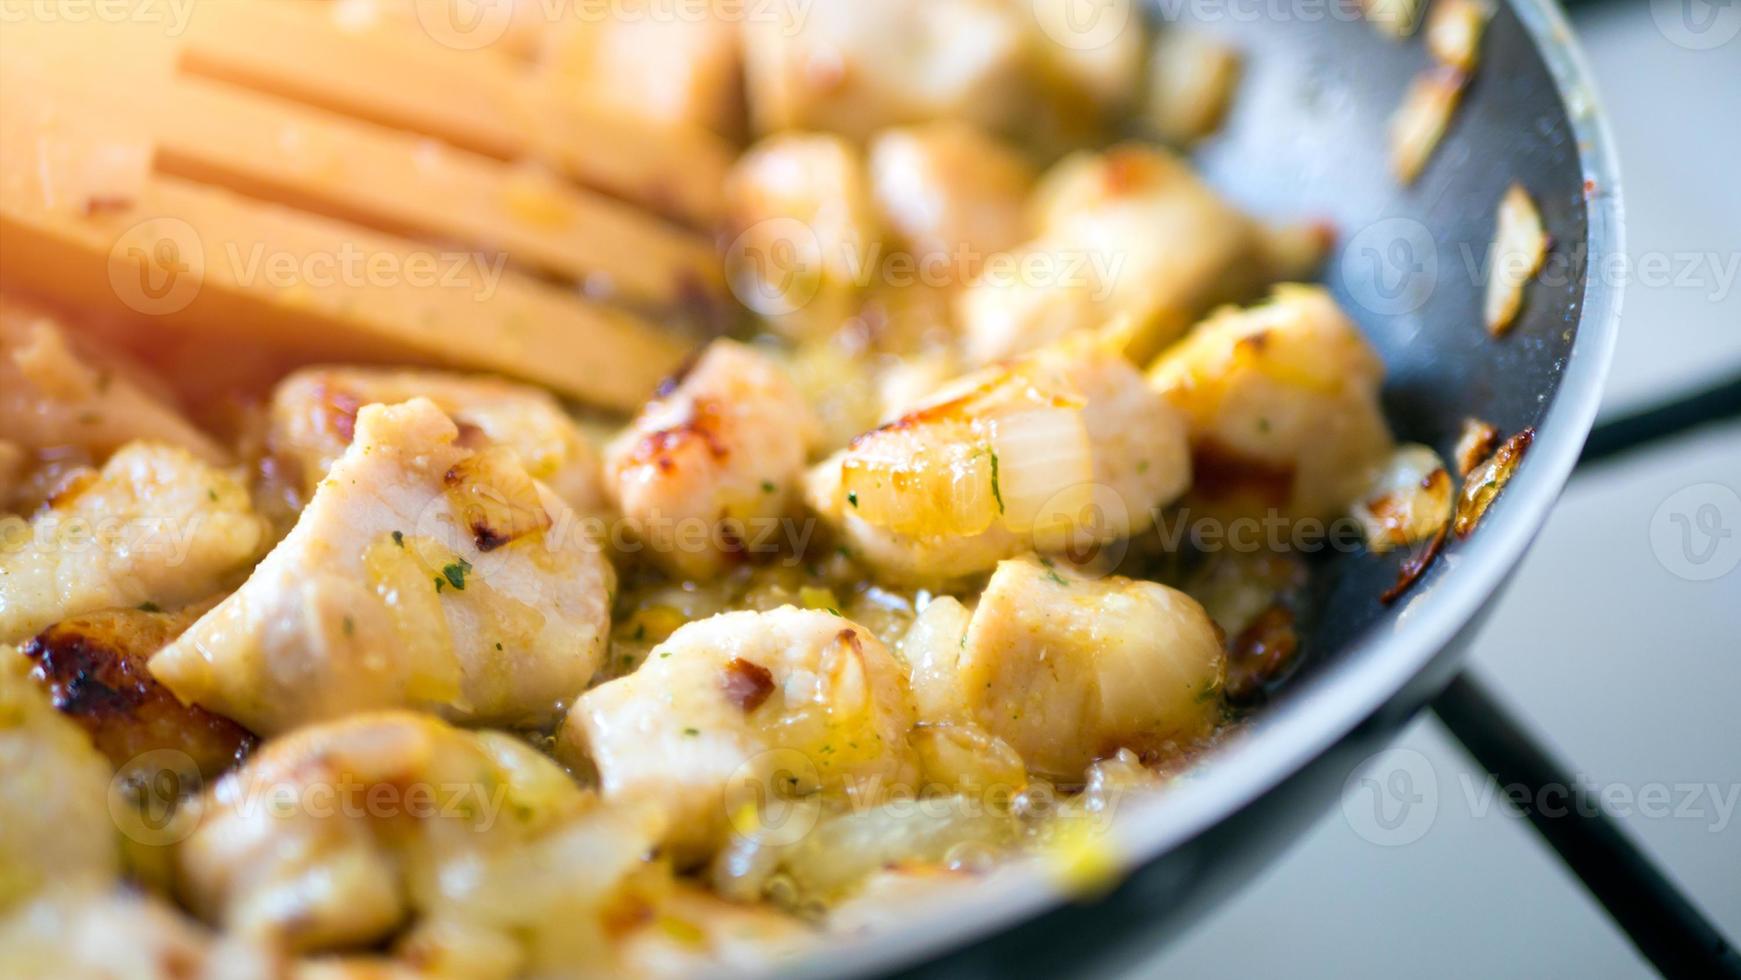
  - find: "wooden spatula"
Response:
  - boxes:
[0,0,734,411]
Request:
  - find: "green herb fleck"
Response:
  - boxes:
[434,577,445,593]
[1039,557,1069,587]
[683,727,700,736]
[207,489,219,503]
[495,642,504,651]
[441,558,473,591]
[633,623,646,641]
[761,480,777,494]
[826,607,842,617]
[988,448,1004,514]
[342,616,355,637]
[1194,679,1222,705]
[392,530,405,548]
[137,601,162,613]
[1136,460,1150,474]
[846,491,859,509]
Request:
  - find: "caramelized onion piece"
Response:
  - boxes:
[1455,428,1535,538]
[1486,184,1551,335]
[1454,417,1500,477]
[1428,0,1494,72]
[1353,444,1454,554]
[1390,67,1466,185]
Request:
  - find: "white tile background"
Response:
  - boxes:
[1139,5,1741,977]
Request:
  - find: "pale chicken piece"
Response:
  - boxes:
[175,712,608,956]
[0,443,268,644]
[0,300,227,465]
[805,341,1190,587]
[1023,0,1149,114]
[0,884,275,980]
[150,399,614,736]
[723,134,881,341]
[0,649,118,911]
[604,341,814,580]
[959,144,1332,366]
[741,0,1029,141]
[868,121,1034,282]
[942,557,1226,780]
[563,607,920,863]
[1148,285,1394,522]
[267,366,606,516]
[539,0,743,135]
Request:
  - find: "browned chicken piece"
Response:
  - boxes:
[0,443,270,644]
[723,133,882,342]
[806,340,1190,587]
[604,340,815,580]
[1148,285,1395,523]
[20,603,255,779]
[909,556,1226,781]
[151,399,615,736]
[0,299,227,465]
[741,0,1143,149]
[563,607,920,864]
[868,121,1035,281]
[266,366,607,517]
[958,144,1331,366]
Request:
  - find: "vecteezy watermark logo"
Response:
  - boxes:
[1339,217,1439,317]
[1651,0,1741,50]
[724,217,825,317]
[1342,747,1439,846]
[108,749,205,846]
[723,748,824,847]
[0,0,197,35]
[1650,482,1741,581]
[1028,0,1136,52]
[108,216,204,316]
[412,0,518,51]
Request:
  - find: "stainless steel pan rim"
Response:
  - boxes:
[786,0,1624,974]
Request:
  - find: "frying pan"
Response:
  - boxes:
[771,0,1735,975]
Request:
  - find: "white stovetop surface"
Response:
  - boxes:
[1142,5,1741,977]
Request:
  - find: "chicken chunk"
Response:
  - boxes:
[0,885,271,980]
[174,712,609,955]
[0,443,268,644]
[563,607,920,863]
[805,341,1190,587]
[724,134,881,341]
[539,0,742,135]
[868,121,1034,283]
[1148,285,1394,522]
[0,300,226,465]
[150,399,614,736]
[740,0,1140,152]
[928,557,1226,780]
[0,648,118,910]
[741,0,1028,141]
[958,144,1331,365]
[604,341,814,580]
[266,366,606,517]
[19,603,255,779]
